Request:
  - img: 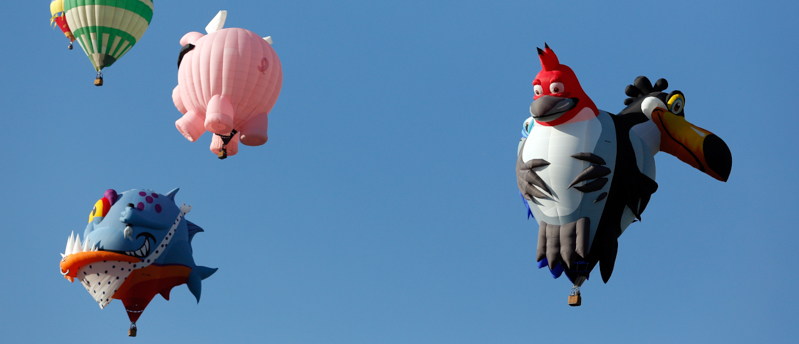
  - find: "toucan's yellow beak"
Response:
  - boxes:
[651,108,732,182]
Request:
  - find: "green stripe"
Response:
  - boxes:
[100,54,118,68]
[72,26,137,55]
[64,0,153,23]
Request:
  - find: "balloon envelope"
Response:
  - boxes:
[50,0,76,44]
[63,0,153,71]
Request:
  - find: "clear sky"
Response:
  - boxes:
[2,0,798,343]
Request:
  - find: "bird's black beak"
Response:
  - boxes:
[530,96,578,123]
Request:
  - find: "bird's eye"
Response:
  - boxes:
[667,93,685,115]
[550,82,564,94]
[534,85,543,96]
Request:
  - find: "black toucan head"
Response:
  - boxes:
[620,76,732,182]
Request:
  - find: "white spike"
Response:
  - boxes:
[93,242,99,252]
[205,10,227,34]
[263,36,273,45]
[60,253,66,258]
[65,232,75,256]
[82,236,90,252]
[73,234,83,254]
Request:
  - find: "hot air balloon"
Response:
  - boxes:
[59,188,216,336]
[516,45,732,306]
[173,11,283,159]
[63,0,154,86]
[50,0,76,50]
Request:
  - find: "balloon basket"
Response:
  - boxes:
[94,76,103,87]
[217,148,228,159]
[68,44,73,50]
[568,294,581,306]
[128,324,137,337]
[568,286,581,306]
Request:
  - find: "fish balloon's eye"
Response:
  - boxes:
[534,85,543,96]
[88,198,112,223]
[668,93,685,115]
[550,82,564,94]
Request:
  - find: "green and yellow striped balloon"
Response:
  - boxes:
[64,0,153,72]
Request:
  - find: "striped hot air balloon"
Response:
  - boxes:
[63,0,154,86]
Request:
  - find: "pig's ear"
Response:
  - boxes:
[178,43,195,69]
[180,32,204,46]
[205,10,227,34]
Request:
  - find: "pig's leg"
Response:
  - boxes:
[172,86,188,114]
[205,95,235,134]
[174,86,207,141]
[176,111,207,142]
[210,131,240,158]
[239,113,269,146]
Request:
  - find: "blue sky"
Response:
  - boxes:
[2,0,798,342]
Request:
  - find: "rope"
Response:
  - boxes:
[216,129,238,159]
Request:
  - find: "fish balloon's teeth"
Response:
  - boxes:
[73,234,83,255]
[65,232,75,256]
[82,236,90,252]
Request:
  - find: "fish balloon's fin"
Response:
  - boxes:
[187,221,205,242]
[160,286,174,301]
[188,266,218,302]
[164,188,180,201]
[187,269,203,302]
[196,266,218,280]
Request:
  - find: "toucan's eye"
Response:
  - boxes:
[523,117,533,134]
[668,93,685,115]
[534,85,543,96]
[550,82,564,94]
[88,198,111,223]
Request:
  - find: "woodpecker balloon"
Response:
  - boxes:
[516,44,732,304]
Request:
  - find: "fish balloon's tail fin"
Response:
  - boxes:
[188,266,218,302]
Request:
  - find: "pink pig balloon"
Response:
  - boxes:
[173,12,282,158]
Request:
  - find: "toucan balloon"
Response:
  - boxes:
[59,188,216,336]
[49,0,76,50]
[62,0,153,86]
[173,11,283,159]
[516,44,732,305]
